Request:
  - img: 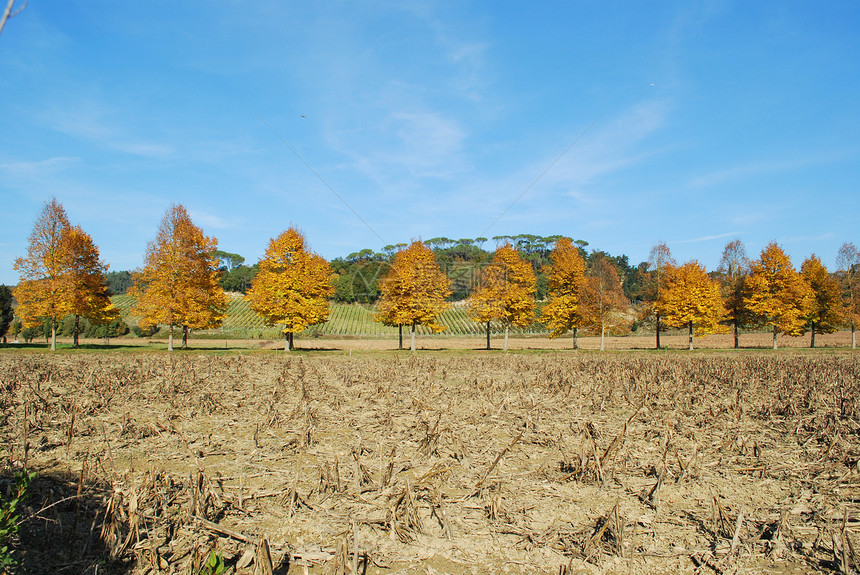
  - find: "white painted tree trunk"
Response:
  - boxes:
[503,326,509,351]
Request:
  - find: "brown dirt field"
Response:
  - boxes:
[2,351,859,574]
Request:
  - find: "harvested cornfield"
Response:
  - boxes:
[1,352,859,574]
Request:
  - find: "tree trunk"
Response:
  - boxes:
[573,327,578,350]
[168,325,174,352]
[410,323,416,352]
[688,321,693,351]
[810,322,816,348]
[853,322,856,350]
[50,317,57,352]
[655,313,661,350]
[503,326,509,352]
[733,319,739,349]
[290,331,294,351]
[182,325,188,349]
[772,325,778,350]
[73,315,80,348]
[486,322,491,350]
[600,320,605,352]
[398,324,403,350]
[284,331,291,352]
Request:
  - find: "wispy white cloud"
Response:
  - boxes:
[39,100,175,158]
[687,153,846,188]
[672,231,740,244]
[0,156,81,176]
[188,209,234,230]
[779,232,836,243]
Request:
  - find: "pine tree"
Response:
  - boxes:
[130,204,227,351]
[656,261,726,350]
[468,244,536,351]
[375,241,452,351]
[245,228,334,351]
[541,237,589,348]
[0,285,13,343]
[744,242,814,349]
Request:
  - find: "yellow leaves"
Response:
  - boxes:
[581,257,628,334]
[245,228,334,335]
[63,225,118,326]
[375,241,452,332]
[744,242,814,337]
[468,244,536,328]
[13,198,74,328]
[541,237,588,338]
[130,204,227,333]
[656,261,726,336]
[801,255,842,334]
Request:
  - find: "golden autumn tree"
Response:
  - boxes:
[130,204,227,351]
[541,237,590,349]
[245,228,334,351]
[801,255,842,348]
[468,244,536,351]
[743,242,814,349]
[375,241,452,351]
[63,225,119,347]
[582,256,629,351]
[717,239,752,348]
[13,198,73,351]
[836,242,860,349]
[656,261,726,350]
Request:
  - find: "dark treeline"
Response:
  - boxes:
[103,234,648,304]
[329,234,646,304]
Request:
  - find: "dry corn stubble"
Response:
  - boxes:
[0,352,859,574]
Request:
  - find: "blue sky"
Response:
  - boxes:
[1,1,857,285]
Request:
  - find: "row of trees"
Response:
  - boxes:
[371,237,860,352]
[8,199,859,351]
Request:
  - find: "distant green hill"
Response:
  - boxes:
[111,294,548,337]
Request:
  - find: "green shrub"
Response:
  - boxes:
[1,469,35,572]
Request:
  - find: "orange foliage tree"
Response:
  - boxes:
[63,225,119,347]
[801,255,843,348]
[541,237,590,349]
[582,256,629,351]
[743,242,814,349]
[13,198,73,351]
[468,244,536,351]
[836,242,860,349]
[656,261,726,350]
[245,228,334,351]
[130,204,227,351]
[375,241,452,351]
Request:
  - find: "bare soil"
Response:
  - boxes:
[2,351,859,574]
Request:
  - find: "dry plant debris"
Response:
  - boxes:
[1,352,859,574]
